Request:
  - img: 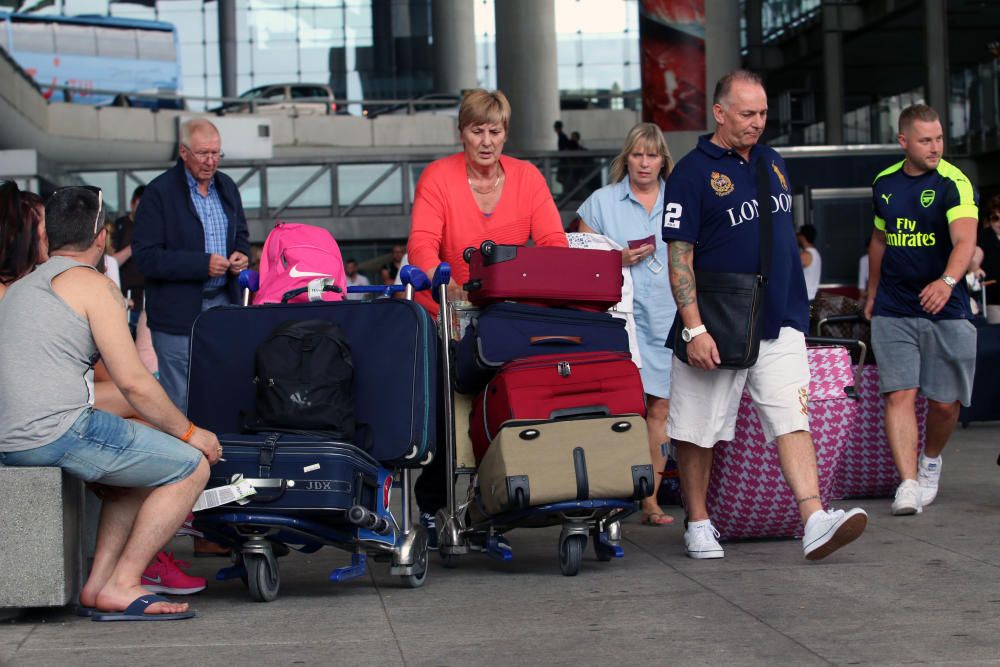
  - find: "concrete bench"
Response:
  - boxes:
[0,467,84,608]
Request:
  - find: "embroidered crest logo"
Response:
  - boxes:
[772,162,788,191]
[920,189,936,208]
[710,171,734,197]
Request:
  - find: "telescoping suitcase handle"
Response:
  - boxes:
[804,336,867,400]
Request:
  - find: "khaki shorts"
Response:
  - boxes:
[667,327,811,448]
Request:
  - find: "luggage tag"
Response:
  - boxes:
[628,235,663,274]
[192,475,257,511]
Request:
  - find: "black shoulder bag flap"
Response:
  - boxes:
[673,158,772,370]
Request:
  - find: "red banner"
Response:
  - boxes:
[640,0,706,131]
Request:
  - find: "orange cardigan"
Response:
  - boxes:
[407,153,567,316]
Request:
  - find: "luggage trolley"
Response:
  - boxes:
[189,268,436,601]
[432,263,643,576]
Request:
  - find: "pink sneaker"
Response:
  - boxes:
[141,552,207,595]
[175,512,204,538]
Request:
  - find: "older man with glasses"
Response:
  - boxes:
[133,118,250,417]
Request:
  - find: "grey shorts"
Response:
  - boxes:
[870,316,977,406]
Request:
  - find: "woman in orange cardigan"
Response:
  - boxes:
[408,90,567,538]
[407,88,567,318]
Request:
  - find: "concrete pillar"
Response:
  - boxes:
[495,0,559,151]
[432,0,477,94]
[218,0,238,99]
[822,1,845,145]
[705,0,742,126]
[745,0,764,72]
[925,0,949,140]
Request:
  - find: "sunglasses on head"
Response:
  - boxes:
[53,185,104,235]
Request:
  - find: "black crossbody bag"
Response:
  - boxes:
[673,160,772,370]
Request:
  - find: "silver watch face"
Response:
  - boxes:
[681,329,691,342]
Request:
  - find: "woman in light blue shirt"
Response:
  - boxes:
[576,123,677,526]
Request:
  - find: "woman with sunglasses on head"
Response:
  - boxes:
[976,194,1000,323]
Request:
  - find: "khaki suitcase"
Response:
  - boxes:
[476,414,654,515]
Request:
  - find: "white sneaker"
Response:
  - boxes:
[891,479,923,515]
[802,508,868,560]
[918,455,942,506]
[684,520,724,559]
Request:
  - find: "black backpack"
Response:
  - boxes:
[251,319,355,439]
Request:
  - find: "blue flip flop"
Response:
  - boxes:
[91,594,196,622]
[75,606,97,617]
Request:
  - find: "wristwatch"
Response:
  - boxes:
[941,275,957,288]
[681,324,707,343]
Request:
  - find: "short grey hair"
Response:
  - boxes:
[179,118,220,147]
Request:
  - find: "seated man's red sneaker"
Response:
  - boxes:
[141,551,206,595]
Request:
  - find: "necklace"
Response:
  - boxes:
[468,169,503,195]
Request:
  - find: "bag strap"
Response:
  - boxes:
[755,158,773,283]
[258,432,280,477]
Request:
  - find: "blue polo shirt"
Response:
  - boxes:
[871,159,978,320]
[661,134,809,341]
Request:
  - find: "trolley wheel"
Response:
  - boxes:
[233,552,249,588]
[593,531,614,562]
[463,246,476,263]
[245,552,280,602]
[559,534,586,576]
[440,551,460,569]
[400,542,429,588]
[480,240,496,257]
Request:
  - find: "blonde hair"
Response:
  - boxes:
[458,89,511,132]
[609,123,673,184]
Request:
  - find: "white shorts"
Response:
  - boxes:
[667,327,811,448]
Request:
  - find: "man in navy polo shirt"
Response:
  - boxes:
[662,70,867,561]
[865,104,979,516]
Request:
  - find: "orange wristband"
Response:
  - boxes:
[179,422,196,442]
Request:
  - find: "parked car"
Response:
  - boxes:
[365,93,461,119]
[212,83,337,116]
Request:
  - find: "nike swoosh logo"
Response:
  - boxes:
[289,264,332,279]
[142,575,162,584]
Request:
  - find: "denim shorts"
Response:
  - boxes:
[0,408,202,487]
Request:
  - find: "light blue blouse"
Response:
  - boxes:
[577,177,677,398]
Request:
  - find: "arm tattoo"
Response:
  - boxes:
[106,281,126,310]
[668,241,696,308]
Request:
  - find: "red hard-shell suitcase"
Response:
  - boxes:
[463,242,623,311]
[705,343,856,540]
[468,351,646,464]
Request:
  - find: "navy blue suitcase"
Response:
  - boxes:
[187,299,439,467]
[203,433,380,520]
[453,302,630,394]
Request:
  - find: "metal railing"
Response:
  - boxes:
[70,150,616,242]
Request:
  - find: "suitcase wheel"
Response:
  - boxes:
[463,246,476,263]
[245,552,280,602]
[480,240,496,257]
[558,533,585,576]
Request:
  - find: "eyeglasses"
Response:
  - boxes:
[182,145,224,162]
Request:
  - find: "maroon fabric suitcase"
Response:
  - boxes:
[463,242,623,311]
[468,351,646,464]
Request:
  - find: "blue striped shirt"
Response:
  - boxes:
[185,169,229,289]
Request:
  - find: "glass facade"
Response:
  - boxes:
[30,0,640,108]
